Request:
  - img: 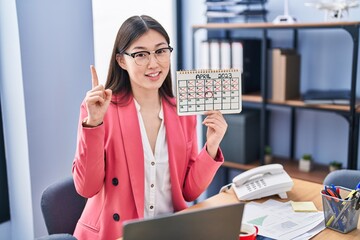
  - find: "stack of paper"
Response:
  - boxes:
[243,199,325,240]
[205,0,268,21]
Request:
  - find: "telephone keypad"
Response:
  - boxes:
[245,178,267,192]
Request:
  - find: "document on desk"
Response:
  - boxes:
[243,199,325,240]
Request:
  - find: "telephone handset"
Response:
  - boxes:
[220,164,294,201]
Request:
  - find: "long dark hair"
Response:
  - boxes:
[105,15,174,105]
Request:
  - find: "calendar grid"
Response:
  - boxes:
[176,69,242,115]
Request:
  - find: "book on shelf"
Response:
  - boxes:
[301,90,353,105]
[271,48,301,102]
[231,41,243,72]
[210,40,220,69]
[220,41,231,69]
[199,41,210,69]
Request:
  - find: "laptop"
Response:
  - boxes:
[122,203,244,240]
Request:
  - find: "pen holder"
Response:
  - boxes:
[321,186,360,234]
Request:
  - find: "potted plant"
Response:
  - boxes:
[299,154,313,172]
[329,161,342,172]
[264,146,272,164]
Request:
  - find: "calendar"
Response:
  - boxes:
[176,69,242,115]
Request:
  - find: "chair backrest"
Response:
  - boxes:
[41,176,87,235]
[323,169,360,189]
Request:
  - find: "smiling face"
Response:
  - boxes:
[117,29,171,97]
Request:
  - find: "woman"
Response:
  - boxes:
[72,15,228,239]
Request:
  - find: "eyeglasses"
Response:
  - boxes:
[124,47,173,66]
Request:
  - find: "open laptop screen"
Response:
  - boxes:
[123,203,244,240]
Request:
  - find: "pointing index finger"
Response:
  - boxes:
[90,65,99,88]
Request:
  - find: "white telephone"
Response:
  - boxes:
[220,164,294,201]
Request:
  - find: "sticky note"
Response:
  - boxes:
[291,201,318,212]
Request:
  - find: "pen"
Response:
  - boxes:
[322,188,340,214]
[344,190,357,202]
[325,188,340,202]
[355,182,360,210]
[323,198,336,227]
[332,200,351,231]
[330,184,341,199]
[330,185,342,199]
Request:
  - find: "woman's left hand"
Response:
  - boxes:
[202,111,228,159]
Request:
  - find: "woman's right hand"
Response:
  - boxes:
[83,65,112,127]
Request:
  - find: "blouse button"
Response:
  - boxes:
[151,184,154,188]
[150,205,154,210]
[113,213,120,221]
[151,161,155,166]
[112,178,119,186]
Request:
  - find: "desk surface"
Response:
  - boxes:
[119,178,359,240]
[187,178,360,239]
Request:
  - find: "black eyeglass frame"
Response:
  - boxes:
[123,46,174,59]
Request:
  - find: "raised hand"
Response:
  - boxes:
[84,65,112,127]
[202,111,228,159]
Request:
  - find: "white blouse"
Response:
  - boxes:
[134,99,174,218]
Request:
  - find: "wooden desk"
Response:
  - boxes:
[187,178,360,239]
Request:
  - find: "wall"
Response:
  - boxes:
[0,0,32,238]
[182,0,360,169]
[91,0,177,85]
[0,0,93,239]
[17,1,94,237]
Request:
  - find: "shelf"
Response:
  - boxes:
[222,157,330,184]
[268,99,360,113]
[242,93,262,102]
[193,21,360,31]
[242,93,360,113]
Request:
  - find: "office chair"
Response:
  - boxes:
[323,169,360,189]
[39,176,87,240]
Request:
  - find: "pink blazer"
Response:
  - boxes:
[72,95,224,239]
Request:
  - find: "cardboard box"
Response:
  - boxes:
[272,49,301,102]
